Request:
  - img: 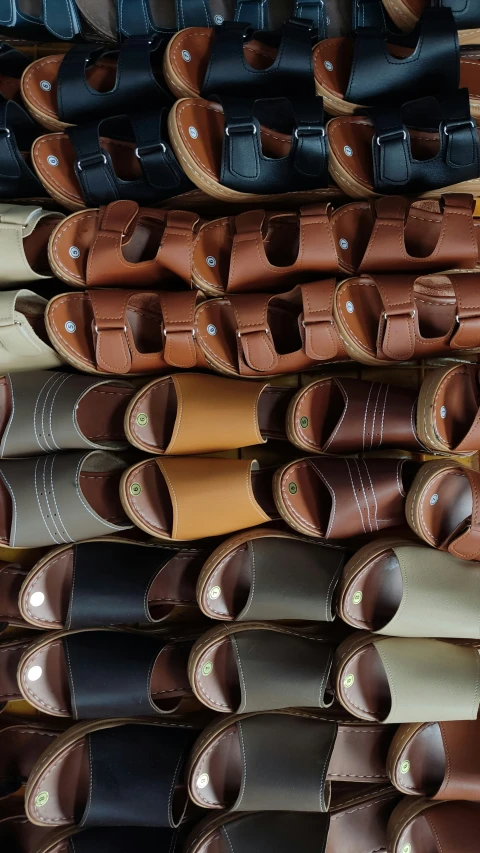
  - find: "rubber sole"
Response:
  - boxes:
[47,210,94,287]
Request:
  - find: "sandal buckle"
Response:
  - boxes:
[376,129,407,146]
[77,153,107,171]
[225,122,257,137]
[383,309,416,320]
[295,125,325,138]
[443,119,475,137]
[135,142,167,159]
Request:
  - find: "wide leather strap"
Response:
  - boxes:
[449,273,480,350]
[218,813,330,853]
[300,279,342,361]
[434,718,480,800]
[446,467,480,561]
[321,377,420,453]
[158,291,198,369]
[230,715,337,812]
[155,457,271,540]
[42,0,81,39]
[230,292,279,373]
[231,629,333,713]
[373,637,480,723]
[118,0,211,35]
[0,371,131,457]
[69,828,181,853]
[0,204,61,284]
[80,724,194,827]
[63,630,174,718]
[0,451,131,548]
[419,801,480,853]
[359,194,478,273]
[90,289,133,374]
[373,274,417,360]
[0,289,63,370]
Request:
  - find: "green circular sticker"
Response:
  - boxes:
[35,791,49,807]
[344,674,354,689]
[400,760,410,775]
[300,416,309,429]
[352,591,363,604]
[136,413,148,427]
[130,483,142,496]
[202,661,213,676]
[288,482,298,495]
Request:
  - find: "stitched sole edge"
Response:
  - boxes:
[404,458,462,544]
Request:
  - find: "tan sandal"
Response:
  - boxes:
[417,363,480,455]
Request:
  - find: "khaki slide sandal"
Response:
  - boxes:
[0,290,64,374]
[0,204,63,285]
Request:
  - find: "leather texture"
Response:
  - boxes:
[0,289,64,373]
[62,828,183,853]
[392,799,480,853]
[433,719,480,801]
[0,0,81,40]
[373,637,480,723]
[0,204,63,284]
[0,560,27,629]
[0,371,132,457]
[0,450,131,547]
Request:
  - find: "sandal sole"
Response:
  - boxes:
[386,721,429,795]
[404,458,460,544]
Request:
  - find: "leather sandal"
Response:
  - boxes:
[21,38,174,133]
[315,8,480,118]
[168,95,341,204]
[273,456,419,540]
[196,527,346,621]
[19,538,205,631]
[0,0,81,41]
[327,89,480,199]
[187,710,393,811]
[0,721,63,800]
[334,273,480,366]
[0,635,36,711]
[0,101,48,202]
[0,290,64,374]
[45,290,205,377]
[48,201,202,289]
[0,371,133,458]
[194,281,349,379]
[0,804,50,853]
[31,110,194,212]
[334,632,480,723]
[0,43,29,103]
[18,628,198,719]
[416,363,480,456]
[25,719,197,828]
[188,622,335,713]
[382,0,480,45]
[0,450,132,549]
[121,457,278,541]
[287,375,423,455]
[0,562,29,631]
[387,798,480,853]
[406,459,480,561]
[388,717,480,801]
[36,827,185,853]
[183,789,401,853]
[338,538,480,637]
[0,204,64,286]
[125,373,290,455]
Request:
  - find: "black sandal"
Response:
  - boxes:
[0,100,46,201]
[22,36,174,132]
[0,42,29,103]
[0,0,82,42]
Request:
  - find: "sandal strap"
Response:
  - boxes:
[230,715,337,812]
[0,101,44,198]
[231,629,333,713]
[0,289,62,370]
[87,201,199,288]
[67,540,190,628]
[81,724,194,827]
[57,38,173,126]
[449,272,480,350]
[433,719,480,800]
[67,111,190,207]
[67,828,182,853]
[353,0,400,32]
[202,18,316,99]
[0,204,61,284]
[118,0,212,37]
[374,275,417,360]
[358,194,478,273]
[63,631,180,719]
[218,94,328,194]
[347,7,459,107]
[230,292,279,373]
[0,371,131,457]
[0,450,131,548]
[371,89,479,194]
[300,279,340,361]
[213,813,330,853]
[0,41,28,77]
[372,637,480,723]
[0,0,81,39]
[446,466,480,560]
[158,291,199,368]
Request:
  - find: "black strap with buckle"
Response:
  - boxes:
[371,88,479,194]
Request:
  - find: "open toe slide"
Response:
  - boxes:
[0,722,64,800]
[406,460,480,560]
[183,789,401,853]
[334,632,480,723]
[0,290,64,374]
[273,456,419,540]
[188,622,334,713]
[0,203,64,287]
[286,375,422,455]
[388,717,480,800]
[18,628,196,719]
[387,798,480,853]
[0,371,133,458]
[383,0,480,45]
[417,364,480,455]
[196,527,346,622]
[24,719,196,828]
[35,827,185,853]
[0,450,131,549]
[125,373,290,455]
[48,202,201,289]
[0,635,36,711]
[187,711,393,811]
[19,538,205,631]
[0,562,29,630]
[338,538,480,637]
[121,457,278,541]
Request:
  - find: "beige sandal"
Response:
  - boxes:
[0,289,64,373]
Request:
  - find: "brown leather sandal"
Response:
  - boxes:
[406,459,480,561]
[0,635,36,711]
[388,717,480,800]
[287,375,423,455]
[18,628,198,719]
[387,798,480,853]
[45,290,206,376]
[273,456,419,540]
[194,281,349,379]
[187,710,393,811]
[188,622,334,714]
[0,721,64,800]
[334,273,480,365]
[125,373,290,455]
[417,363,480,456]
[0,562,29,630]
[121,457,278,542]
[48,201,202,289]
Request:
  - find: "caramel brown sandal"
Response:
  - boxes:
[387,798,480,853]
[417,363,480,456]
